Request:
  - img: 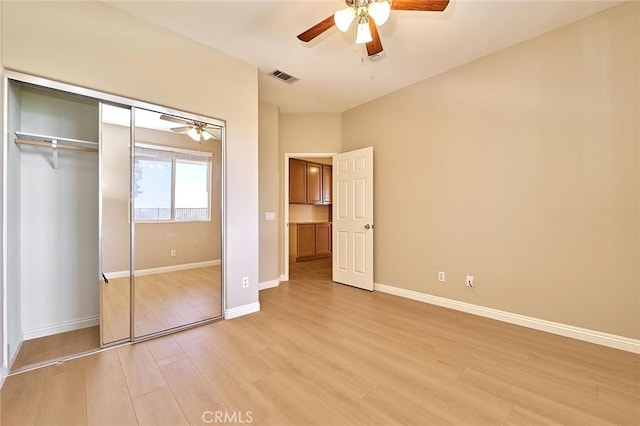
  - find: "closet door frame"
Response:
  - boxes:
[2,71,227,356]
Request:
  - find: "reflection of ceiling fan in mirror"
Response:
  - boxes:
[160,114,218,142]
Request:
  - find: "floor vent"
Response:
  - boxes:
[269,69,299,84]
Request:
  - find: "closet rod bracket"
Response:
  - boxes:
[52,139,59,171]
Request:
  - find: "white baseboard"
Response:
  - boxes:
[224,302,260,320]
[8,336,23,371]
[107,259,221,279]
[0,364,8,388]
[259,279,279,290]
[374,282,640,354]
[23,315,99,340]
[259,274,285,291]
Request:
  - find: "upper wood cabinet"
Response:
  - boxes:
[289,158,332,205]
[289,159,307,204]
[322,165,332,204]
[307,162,322,204]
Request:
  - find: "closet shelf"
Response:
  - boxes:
[15,131,98,171]
[15,131,98,148]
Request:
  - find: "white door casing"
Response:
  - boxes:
[332,147,374,291]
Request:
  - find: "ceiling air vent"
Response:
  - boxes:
[270,69,299,84]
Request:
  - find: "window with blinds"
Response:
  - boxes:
[134,144,212,222]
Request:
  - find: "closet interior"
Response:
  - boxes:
[4,74,224,373]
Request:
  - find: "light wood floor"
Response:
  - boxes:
[11,266,221,372]
[10,326,100,372]
[3,259,639,425]
[102,266,222,343]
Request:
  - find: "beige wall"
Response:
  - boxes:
[258,101,280,282]
[279,113,342,154]
[2,1,259,310]
[102,124,221,272]
[277,113,341,278]
[342,2,639,339]
[298,157,332,165]
[258,111,342,283]
[289,204,331,223]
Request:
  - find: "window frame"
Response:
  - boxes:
[133,143,212,223]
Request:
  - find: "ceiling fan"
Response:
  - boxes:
[160,114,218,142]
[297,0,450,57]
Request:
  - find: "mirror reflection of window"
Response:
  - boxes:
[134,156,172,221]
[175,160,210,221]
[133,108,222,338]
[133,148,211,222]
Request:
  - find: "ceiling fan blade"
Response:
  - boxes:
[297,15,335,42]
[159,114,192,125]
[170,126,191,133]
[391,0,449,11]
[366,21,383,56]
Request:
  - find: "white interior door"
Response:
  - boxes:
[332,147,374,290]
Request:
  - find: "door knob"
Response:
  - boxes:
[364,224,371,230]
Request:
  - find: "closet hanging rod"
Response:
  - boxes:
[15,139,97,153]
[15,131,98,147]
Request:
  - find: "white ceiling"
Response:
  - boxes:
[108,0,622,113]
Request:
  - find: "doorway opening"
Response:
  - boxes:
[283,153,335,283]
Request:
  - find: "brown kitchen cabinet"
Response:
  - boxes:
[289,158,307,204]
[293,223,332,261]
[322,165,332,204]
[289,158,332,205]
[315,223,332,256]
[307,162,322,204]
[296,224,316,258]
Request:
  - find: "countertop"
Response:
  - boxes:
[289,221,332,225]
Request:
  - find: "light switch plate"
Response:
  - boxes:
[265,212,276,221]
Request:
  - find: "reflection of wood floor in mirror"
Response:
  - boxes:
[102,266,222,343]
[10,326,100,371]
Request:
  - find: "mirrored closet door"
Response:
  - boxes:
[132,109,223,338]
[100,103,133,345]
[5,73,225,372]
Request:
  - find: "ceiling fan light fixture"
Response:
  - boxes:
[355,17,373,44]
[201,130,214,141]
[368,1,391,26]
[334,7,356,32]
[187,127,200,141]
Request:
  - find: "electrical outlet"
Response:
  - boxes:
[438,271,445,282]
[242,277,249,288]
[170,250,176,257]
[466,275,474,287]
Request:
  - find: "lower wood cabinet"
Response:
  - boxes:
[315,223,331,256]
[296,224,316,258]
[292,223,332,261]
